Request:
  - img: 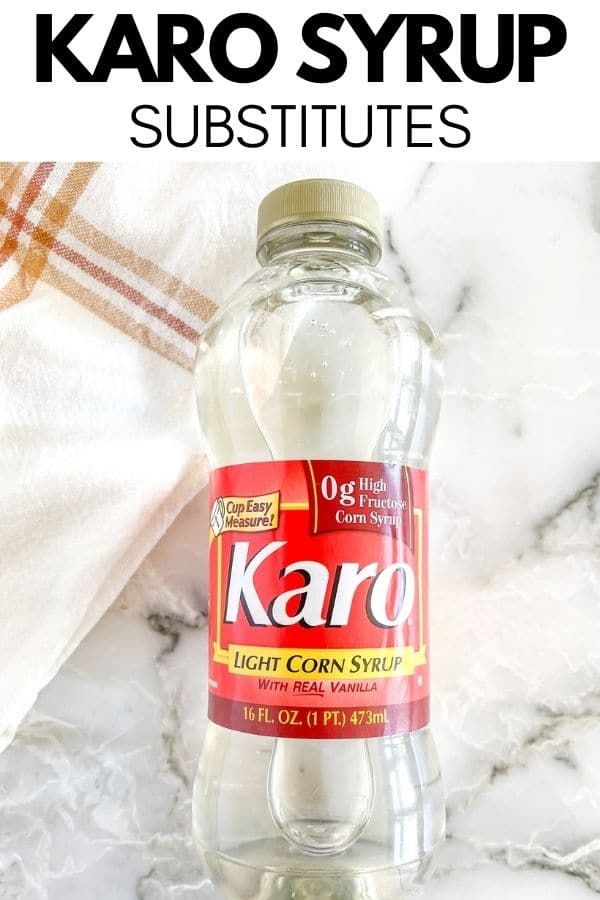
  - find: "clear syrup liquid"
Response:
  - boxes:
[193,255,444,898]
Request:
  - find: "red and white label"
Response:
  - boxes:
[207,460,430,739]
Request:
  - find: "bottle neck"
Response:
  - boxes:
[256,221,382,267]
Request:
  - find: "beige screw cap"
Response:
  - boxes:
[257,178,382,245]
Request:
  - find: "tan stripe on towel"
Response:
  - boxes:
[1,202,201,346]
[0,164,26,209]
[0,164,26,240]
[0,163,100,309]
[7,239,193,371]
[0,163,54,264]
[0,164,19,191]
[65,207,217,322]
[1,166,216,324]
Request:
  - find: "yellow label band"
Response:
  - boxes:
[214,644,426,678]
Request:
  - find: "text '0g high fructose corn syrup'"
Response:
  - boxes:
[192,179,445,899]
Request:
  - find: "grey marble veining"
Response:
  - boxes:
[1,162,600,899]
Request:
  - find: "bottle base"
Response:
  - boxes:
[197,838,441,900]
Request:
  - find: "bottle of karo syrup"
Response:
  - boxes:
[192,179,445,899]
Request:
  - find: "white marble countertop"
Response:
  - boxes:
[2,162,600,899]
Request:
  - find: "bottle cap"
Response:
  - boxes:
[257,179,382,245]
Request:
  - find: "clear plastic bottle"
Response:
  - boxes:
[193,179,444,899]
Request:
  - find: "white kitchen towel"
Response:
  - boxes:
[0,160,424,751]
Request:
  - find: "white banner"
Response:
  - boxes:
[0,0,597,160]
